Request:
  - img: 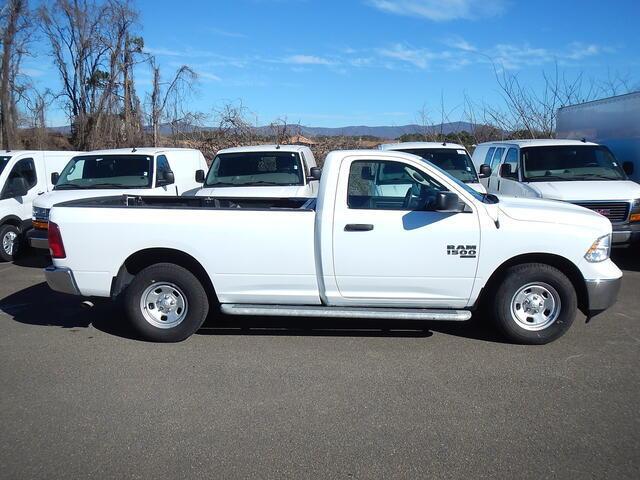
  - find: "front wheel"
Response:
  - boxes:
[0,224,20,262]
[492,263,577,345]
[124,263,209,342]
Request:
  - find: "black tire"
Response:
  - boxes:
[0,224,20,262]
[124,263,209,342]
[492,263,577,345]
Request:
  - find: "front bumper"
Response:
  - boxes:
[612,222,640,246]
[27,228,49,249]
[585,277,622,314]
[44,266,81,296]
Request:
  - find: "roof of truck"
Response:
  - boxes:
[379,141,467,151]
[476,139,599,148]
[80,147,200,156]
[217,144,312,155]
[0,150,82,155]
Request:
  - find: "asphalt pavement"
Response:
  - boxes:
[1,250,639,479]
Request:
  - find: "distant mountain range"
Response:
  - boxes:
[47,121,478,140]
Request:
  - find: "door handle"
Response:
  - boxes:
[344,224,374,232]
[37,191,45,195]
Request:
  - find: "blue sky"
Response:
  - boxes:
[26,0,640,127]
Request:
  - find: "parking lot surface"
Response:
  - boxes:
[1,250,639,479]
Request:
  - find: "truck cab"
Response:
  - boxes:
[0,150,82,261]
[379,142,487,193]
[196,145,320,198]
[28,147,208,250]
[472,139,640,246]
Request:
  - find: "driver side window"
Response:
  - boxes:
[347,160,446,210]
[1,158,37,198]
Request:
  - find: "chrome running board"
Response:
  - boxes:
[220,304,471,321]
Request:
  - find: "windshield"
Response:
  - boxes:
[0,156,11,176]
[397,148,479,183]
[205,151,304,187]
[55,155,153,189]
[522,146,627,182]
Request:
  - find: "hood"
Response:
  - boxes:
[467,182,486,194]
[196,185,313,198]
[34,189,151,209]
[496,196,612,231]
[527,180,640,201]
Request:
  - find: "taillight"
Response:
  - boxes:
[48,222,66,259]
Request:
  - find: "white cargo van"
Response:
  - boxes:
[28,147,208,250]
[196,145,320,198]
[472,139,640,246]
[379,142,488,193]
[0,150,82,261]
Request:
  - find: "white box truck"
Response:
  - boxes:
[557,92,640,183]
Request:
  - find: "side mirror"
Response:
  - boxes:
[434,191,461,212]
[500,163,516,179]
[51,172,60,185]
[479,164,492,178]
[157,170,175,186]
[195,169,205,183]
[308,167,322,181]
[623,161,634,176]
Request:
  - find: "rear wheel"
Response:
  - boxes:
[0,224,20,262]
[124,263,209,342]
[492,263,577,344]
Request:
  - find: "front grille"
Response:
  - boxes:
[572,201,630,223]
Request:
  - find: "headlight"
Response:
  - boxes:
[32,207,49,221]
[584,234,611,263]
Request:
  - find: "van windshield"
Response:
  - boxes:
[205,151,304,187]
[396,148,479,184]
[55,155,153,189]
[522,146,627,182]
[0,156,11,175]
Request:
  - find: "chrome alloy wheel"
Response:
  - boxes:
[140,282,188,329]
[2,231,18,256]
[510,282,561,331]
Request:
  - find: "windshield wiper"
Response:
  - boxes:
[84,183,129,189]
[54,184,86,190]
[205,182,238,187]
[571,173,618,180]
[242,181,283,186]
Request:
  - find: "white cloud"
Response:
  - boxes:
[284,54,334,65]
[210,28,247,39]
[366,0,507,21]
[196,71,222,82]
[377,44,443,69]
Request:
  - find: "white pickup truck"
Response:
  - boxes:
[44,150,622,344]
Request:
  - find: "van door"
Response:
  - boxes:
[331,157,480,308]
[496,147,521,197]
[0,155,43,222]
[486,147,505,193]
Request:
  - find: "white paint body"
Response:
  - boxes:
[196,145,319,198]
[0,150,83,228]
[50,150,621,310]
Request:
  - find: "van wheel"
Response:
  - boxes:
[0,224,20,262]
[124,263,209,342]
[493,263,577,345]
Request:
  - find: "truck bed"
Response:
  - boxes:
[55,195,316,211]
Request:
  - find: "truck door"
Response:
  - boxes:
[0,154,44,222]
[486,147,505,192]
[496,147,521,197]
[331,157,480,308]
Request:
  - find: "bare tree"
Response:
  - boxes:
[147,57,196,146]
[0,0,30,149]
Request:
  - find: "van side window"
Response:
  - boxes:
[1,158,37,199]
[502,148,519,177]
[490,147,505,170]
[156,155,171,177]
[484,147,495,165]
[347,160,447,211]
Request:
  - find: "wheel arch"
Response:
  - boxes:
[111,248,219,305]
[480,253,588,314]
[0,214,24,230]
